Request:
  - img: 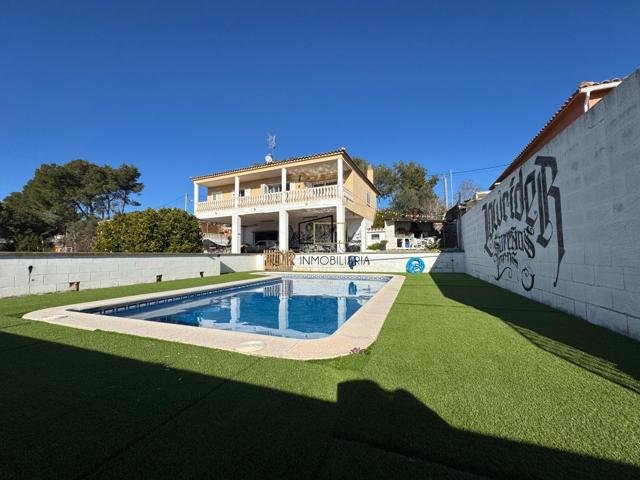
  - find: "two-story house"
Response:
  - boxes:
[192,149,378,253]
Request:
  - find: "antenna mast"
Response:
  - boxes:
[267,133,276,154]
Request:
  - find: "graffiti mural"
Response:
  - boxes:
[482,156,565,291]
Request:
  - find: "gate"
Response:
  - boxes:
[264,249,295,271]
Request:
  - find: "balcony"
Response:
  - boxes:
[197,185,353,216]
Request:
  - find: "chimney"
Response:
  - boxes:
[366,165,374,183]
[265,154,274,163]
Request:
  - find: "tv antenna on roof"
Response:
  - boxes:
[267,133,276,153]
[265,133,277,163]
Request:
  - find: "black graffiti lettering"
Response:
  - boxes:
[482,203,493,257]
[524,171,537,228]
[534,156,565,286]
[513,169,524,221]
[482,156,564,291]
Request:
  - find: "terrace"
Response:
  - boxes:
[2,272,638,479]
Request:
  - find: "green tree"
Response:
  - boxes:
[351,157,369,173]
[1,159,143,250]
[94,209,203,253]
[355,158,443,217]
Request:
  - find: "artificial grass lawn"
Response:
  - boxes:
[1,272,639,479]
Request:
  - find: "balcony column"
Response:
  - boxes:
[336,205,346,253]
[281,167,287,203]
[193,182,199,215]
[279,210,289,252]
[234,176,240,208]
[360,217,370,252]
[337,158,344,200]
[231,214,242,254]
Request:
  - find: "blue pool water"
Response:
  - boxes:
[86,275,389,339]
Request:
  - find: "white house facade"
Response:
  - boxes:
[192,149,379,254]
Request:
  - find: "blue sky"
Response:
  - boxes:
[1,0,638,209]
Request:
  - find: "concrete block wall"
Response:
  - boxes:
[218,254,263,273]
[293,252,465,273]
[0,253,220,298]
[461,69,640,340]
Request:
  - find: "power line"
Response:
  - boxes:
[431,163,509,177]
[157,194,186,209]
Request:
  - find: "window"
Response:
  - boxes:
[312,179,337,187]
[366,191,371,206]
[238,188,251,197]
[210,191,223,201]
[265,184,281,193]
[371,234,380,241]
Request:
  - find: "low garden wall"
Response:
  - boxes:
[292,252,465,273]
[0,253,220,298]
[218,254,264,273]
[460,69,640,340]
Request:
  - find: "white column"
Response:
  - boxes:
[234,176,240,208]
[281,167,287,203]
[337,296,347,327]
[231,214,242,254]
[336,205,346,253]
[279,209,289,251]
[193,182,199,215]
[360,218,369,252]
[337,158,344,199]
[278,294,288,333]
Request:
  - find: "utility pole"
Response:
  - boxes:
[443,175,449,209]
[184,193,188,212]
[449,169,454,205]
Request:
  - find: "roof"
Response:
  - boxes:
[490,78,623,189]
[191,148,380,195]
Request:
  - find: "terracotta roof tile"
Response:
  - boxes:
[491,77,623,188]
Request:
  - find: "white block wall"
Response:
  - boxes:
[218,254,264,273]
[461,69,640,340]
[293,252,465,273]
[0,254,220,298]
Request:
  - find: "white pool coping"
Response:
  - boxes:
[23,273,405,360]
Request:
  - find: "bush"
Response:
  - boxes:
[368,240,388,251]
[95,208,203,253]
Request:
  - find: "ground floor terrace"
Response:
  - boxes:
[202,205,371,253]
[2,272,638,479]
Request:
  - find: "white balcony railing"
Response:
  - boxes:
[197,184,354,214]
[197,197,234,211]
[238,191,283,208]
[285,184,338,203]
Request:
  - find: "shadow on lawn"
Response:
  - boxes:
[1,331,638,479]
[430,274,640,395]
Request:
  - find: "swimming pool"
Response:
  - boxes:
[81,275,390,339]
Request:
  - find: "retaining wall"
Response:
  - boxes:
[460,69,640,340]
[0,253,220,298]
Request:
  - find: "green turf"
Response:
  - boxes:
[1,272,638,479]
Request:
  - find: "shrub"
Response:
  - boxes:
[95,208,203,253]
[368,240,387,251]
